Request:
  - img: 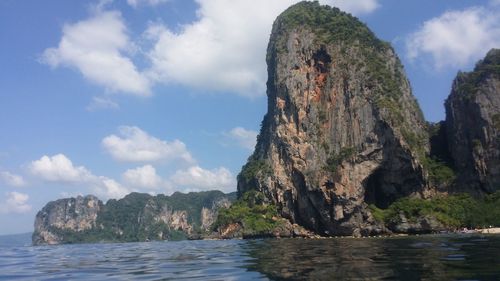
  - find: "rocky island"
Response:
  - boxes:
[33,1,500,245]
[33,191,235,245]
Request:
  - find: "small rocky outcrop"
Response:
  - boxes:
[215,219,315,240]
[33,191,236,245]
[445,49,500,194]
[33,195,102,245]
[238,2,432,237]
[388,213,446,234]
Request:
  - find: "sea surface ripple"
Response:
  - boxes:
[1,234,500,280]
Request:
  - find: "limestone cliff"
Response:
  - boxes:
[445,49,500,194]
[200,197,232,231]
[33,191,236,245]
[33,195,102,245]
[238,2,432,236]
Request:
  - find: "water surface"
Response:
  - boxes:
[1,234,499,280]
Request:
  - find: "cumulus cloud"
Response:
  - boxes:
[0,192,32,214]
[92,177,130,200]
[170,165,235,193]
[86,96,119,111]
[145,0,379,96]
[224,127,258,150]
[41,0,378,97]
[29,154,129,200]
[0,171,26,187]
[102,126,195,163]
[127,0,169,7]
[122,165,163,189]
[41,10,150,96]
[406,6,500,69]
[29,154,93,183]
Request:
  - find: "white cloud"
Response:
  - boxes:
[92,177,130,200]
[406,6,500,69]
[29,154,93,183]
[0,192,32,214]
[146,0,379,96]
[40,0,378,98]
[86,96,119,111]
[41,10,150,96]
[0,171,26,187]
[331,0,379,15]
[170,165,235,193]
[29,154,129,200]
[122,165,163,189]
[127,0,169,8]
[225,127,258,150]
[102,126,195,163]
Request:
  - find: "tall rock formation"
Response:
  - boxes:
[238,2,432,236]
[445,49,500,194]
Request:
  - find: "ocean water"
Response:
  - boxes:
[1,234,500,280]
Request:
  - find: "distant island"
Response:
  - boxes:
[33,1,500,245]
[33,191,236,245]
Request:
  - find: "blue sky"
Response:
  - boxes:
[0,0,499,235]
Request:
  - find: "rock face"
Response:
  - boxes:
[445,49,500,194]
[139,199,194,238]
[238,2,432,236]
[200,198,232,231]
[33,195,102,245]
[33,191,236,245]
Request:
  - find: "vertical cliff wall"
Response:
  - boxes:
[237,2,432,236]
[33,195,102,245]
[445,49,500,194]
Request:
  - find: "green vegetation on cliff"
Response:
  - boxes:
[324,147,355,174]
[423,157,455,185]
[370,192,500,229]
[97,192,152,242]
[213,191,284,237]
[237,158,272,195]
[278,1,388,51]
[456,49,500,97]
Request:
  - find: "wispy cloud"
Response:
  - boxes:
[0,171,26,187]
[0,192,32,214]
[127,0,169,8]
[86,96,119,111]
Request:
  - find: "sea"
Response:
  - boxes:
[1,233,500,280]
